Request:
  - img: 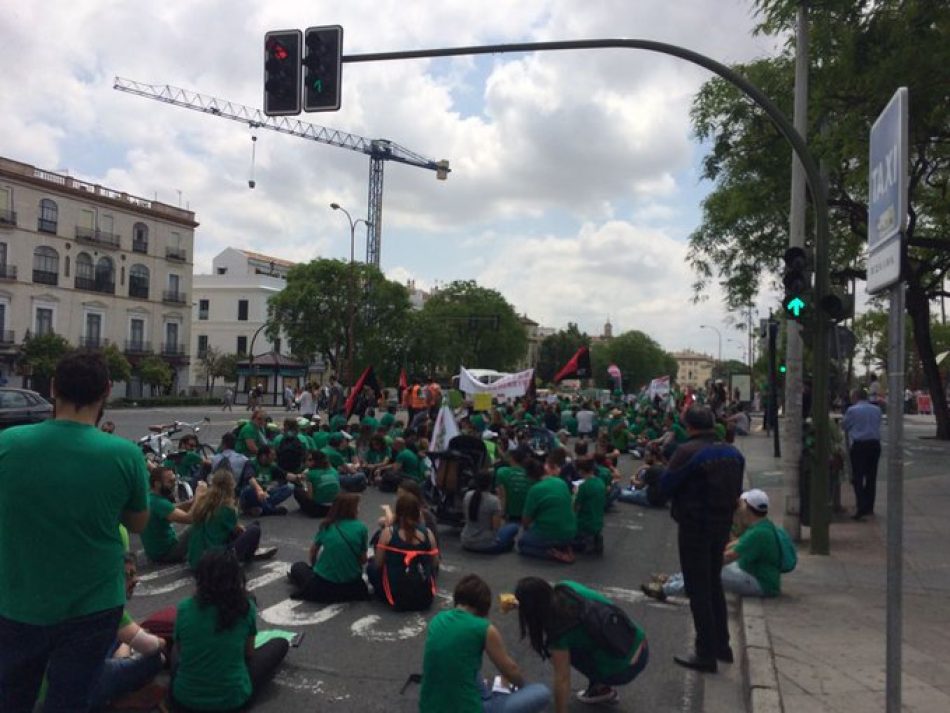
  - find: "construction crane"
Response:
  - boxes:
[113,77,450,267]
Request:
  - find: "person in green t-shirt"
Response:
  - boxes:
[172,549,288,711]
[495,447,534,521]
[163,434,210,490]
[515,577,648,708]
[361,434,392,484]
[142,467,207,563]
[573,458,606,554]
[377,438,422,489]
[420,574,550,713]
[293,450,341,518]
[235,410,269,457]
[188,470,270,568]
[288,493,369,602]
[518,454,577,562]
[0,351,149,712]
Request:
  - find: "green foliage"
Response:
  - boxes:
[138,355,173,394]
[214,353,240,385]
[538,323,590,383]
[101,343,132,383]
[589,331,677,391]
[19,333,72,383]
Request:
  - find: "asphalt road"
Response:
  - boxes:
[106,406,734,712]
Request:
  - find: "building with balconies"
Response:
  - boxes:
[0,156,197,396]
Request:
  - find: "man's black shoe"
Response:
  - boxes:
[716,647,734,664]
[673,654,718,673]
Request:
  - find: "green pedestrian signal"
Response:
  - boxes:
[782,247,812,322]
[779,363,787,374]
[785,296,806,318]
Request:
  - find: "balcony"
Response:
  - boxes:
[32,269,58,286]
[37,218,57,234]
[124,340,152,355]
[132,238,148,254]
[165,247,187,262]
[79,336,105,349]
[128,282,149,299]
[162,290,187,305]
[0,264,16,280]
[74,276,115,295]
[0,209,16,227]
[0,330,14,346]
[161,342,186,356]
[75,226,120,249]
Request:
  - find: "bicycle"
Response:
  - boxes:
[138,418,213,502]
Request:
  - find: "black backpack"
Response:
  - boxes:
[276,435,305,473]
[554,584,641,658]
[379,527,438,612]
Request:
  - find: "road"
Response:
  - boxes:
[106,405,742,712]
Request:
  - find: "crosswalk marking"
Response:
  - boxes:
[260,599,348,627]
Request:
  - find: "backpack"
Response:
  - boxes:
[554,584,641,659]
[378,527,438,612]
[772,523,798,573]
[276,435,305,473]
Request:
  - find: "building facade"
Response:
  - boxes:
[0,156,197,396]
[673,349,716,389]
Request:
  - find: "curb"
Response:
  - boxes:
[741,597,783,713]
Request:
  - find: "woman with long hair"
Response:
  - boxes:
[171,549,288,711]
[287,493,369,602]
[514,577,648,710]
[461,470,519,554]
[187,470,266,568]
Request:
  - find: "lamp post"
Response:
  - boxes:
[727,338,747,364]
[330,203,373,386]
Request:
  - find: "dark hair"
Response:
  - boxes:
[468,469,494,522]
[515,577,557,659]
[548,447,567,467]
[308,449,329,469]
[574,440,589,457]
[397,478,423,501]
[319,492,360,531]
[257,444,273,459]
[684,405,715,431]
[220,432,236,450]
[328,434,343,447]
[53,351,110,407]
[523,457,544,482]
[283,418,298,433]
[394,492,421,530]
[454,574,492,617]
[195,549,251,632]
[149,466,173,487]
[577,457,595,474]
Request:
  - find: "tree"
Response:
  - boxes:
[407,281,527,376]
[101,343,132,384]
[537,323,590,383]
[197,346,223,393]
[589,330,677,392]
[19,333,72,396]
[688,0,950,436]
[213,353,240,387]
[138,356,173,396]
[267,259,411,384]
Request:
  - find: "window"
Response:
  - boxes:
[35,307,54,336]
[165,322,179,347]
[95,257,115,293]
[129,264,149,299]
[129,318,146,350]
[198,299,209,320]
[99,214,114,235]
[0,188,13,225]
[32,246,59,285]
[273,337,281,355]
[216,267,227,275]
[0,302,7,339]
[236,335,248,355]
[38,199,58,233]
[84,313,102,348]
[132,223,148,253]
[238,299,249,321]
[197,335,208,357]
[168,273,180,293]
[0,242,6,265]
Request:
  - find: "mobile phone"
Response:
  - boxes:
[290,632,304,647]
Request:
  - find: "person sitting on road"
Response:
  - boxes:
[572,458,606,555]
[377,437,422,491]
[419,574,551,713]
[593,452,622,510]
[272,418,311,472]
[236,410,269,457]
[495,445,534,522]
[514,577,649,708]
[187,470,275,568]
[725,403,751,436]
[238,445,297,517]
[322,433,368,492]
[367,493,439,611]
[171,549,288,712]
[164,434,211,493]
[642,488,783,601]
[461,470,520,554]
[293,450,341,519]
[362,433,392,484]
[617,452,666,508]
[374,479,441,569]
[142,467,207,564]
[210,432,252,483]
[287,493,369,603]
[517,455,577,564]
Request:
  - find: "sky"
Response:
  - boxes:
[0,0,786,363]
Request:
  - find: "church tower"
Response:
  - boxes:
[603,317,613,339]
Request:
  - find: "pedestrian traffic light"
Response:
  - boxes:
[779,363,787,374]
[820,289,855,323]
[264,30,302,116]
[303,25,343,112]
[782,247,812,321]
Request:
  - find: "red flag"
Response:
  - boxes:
[553,346,591,383]
[345,365,381,419]
[399,368,408,390]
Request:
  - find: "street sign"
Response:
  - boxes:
[867,87,908,294]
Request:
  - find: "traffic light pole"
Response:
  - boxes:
[769,317,781,458]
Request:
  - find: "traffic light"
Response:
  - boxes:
[264,30,302,116]
[303,25,343,112]
[782,246,812,321]
[820,289,855,323]
[779,363,787,374]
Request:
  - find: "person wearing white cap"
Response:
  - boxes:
[642,488,783,602]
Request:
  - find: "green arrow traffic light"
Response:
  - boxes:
[786,296,806,317]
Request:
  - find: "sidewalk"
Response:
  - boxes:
[735,426,950,713]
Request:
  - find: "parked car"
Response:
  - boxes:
[0,388,53,428]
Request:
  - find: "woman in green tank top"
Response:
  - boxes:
[419,574,550,713]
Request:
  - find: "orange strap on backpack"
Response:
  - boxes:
[376,542,440,607]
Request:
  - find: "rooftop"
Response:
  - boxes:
[239,249,296,269]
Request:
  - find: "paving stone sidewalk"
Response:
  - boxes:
[736,424,950,713]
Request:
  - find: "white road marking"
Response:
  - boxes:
[246,561,291,591]
[137,573,193,596]
[137,563,188,582]
[350,613,427,642]
[260,599,347,627]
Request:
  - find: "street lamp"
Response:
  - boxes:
[700,324,722,364]
[330,203,373,387]
[727,338,747,364]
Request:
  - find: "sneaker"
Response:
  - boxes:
[576,685,618,705]
[253,546,278,561]
[640,582,667,602]
[548,547,575,564]
[650,572,670,584]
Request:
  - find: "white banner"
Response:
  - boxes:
[648,375,671,399]
[458,366,535,398]
[430,405,460,454]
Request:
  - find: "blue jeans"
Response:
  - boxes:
[464,523,520,554]
[605,484,621,509]
[339,472,368,493]
[663,562,764,598]
[480,679,551,712]
[240,483,293,514]
[0,606,123,712]
[517,528,573,560]
[617,487,651,506]
[88,644,163,709]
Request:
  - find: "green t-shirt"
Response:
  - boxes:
[523,477,576,542]
[365,446,391,465]
[173,596,257,711]
[313,519,368,583]
[142,492,178,561]
[307,468,340,504]
[0,420,148,625]
[495,466,532,519]
[672,423,688,443]
[187,506,238,569]
[419,608,489,713]
[550,581,645,680]
[734,519,782,596]
[380,413,395,427]
[164,450,203,480]
[562,414,578,436]
[252,460,279,486]
[395,448,422,480]
[310,431,331,450]
[361,416,380,431]
[610,429,630,452]
[329,415,347,432]
[575,477,607,536]
[596,465,613,489]
[235,422,265,456]
[321,446,346,469]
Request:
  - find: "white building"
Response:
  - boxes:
[673,349,716,389]
[0,156,196,396]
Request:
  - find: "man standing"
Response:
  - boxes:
[222,385,234,412]
[327,376,345,418]
[0,352,149,710]
[842,387,883,520]
[298,384,315,420]
[660,405,744,673]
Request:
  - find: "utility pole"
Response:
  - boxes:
[782,1,809,543]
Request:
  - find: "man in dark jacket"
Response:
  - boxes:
[660,406,744,673]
